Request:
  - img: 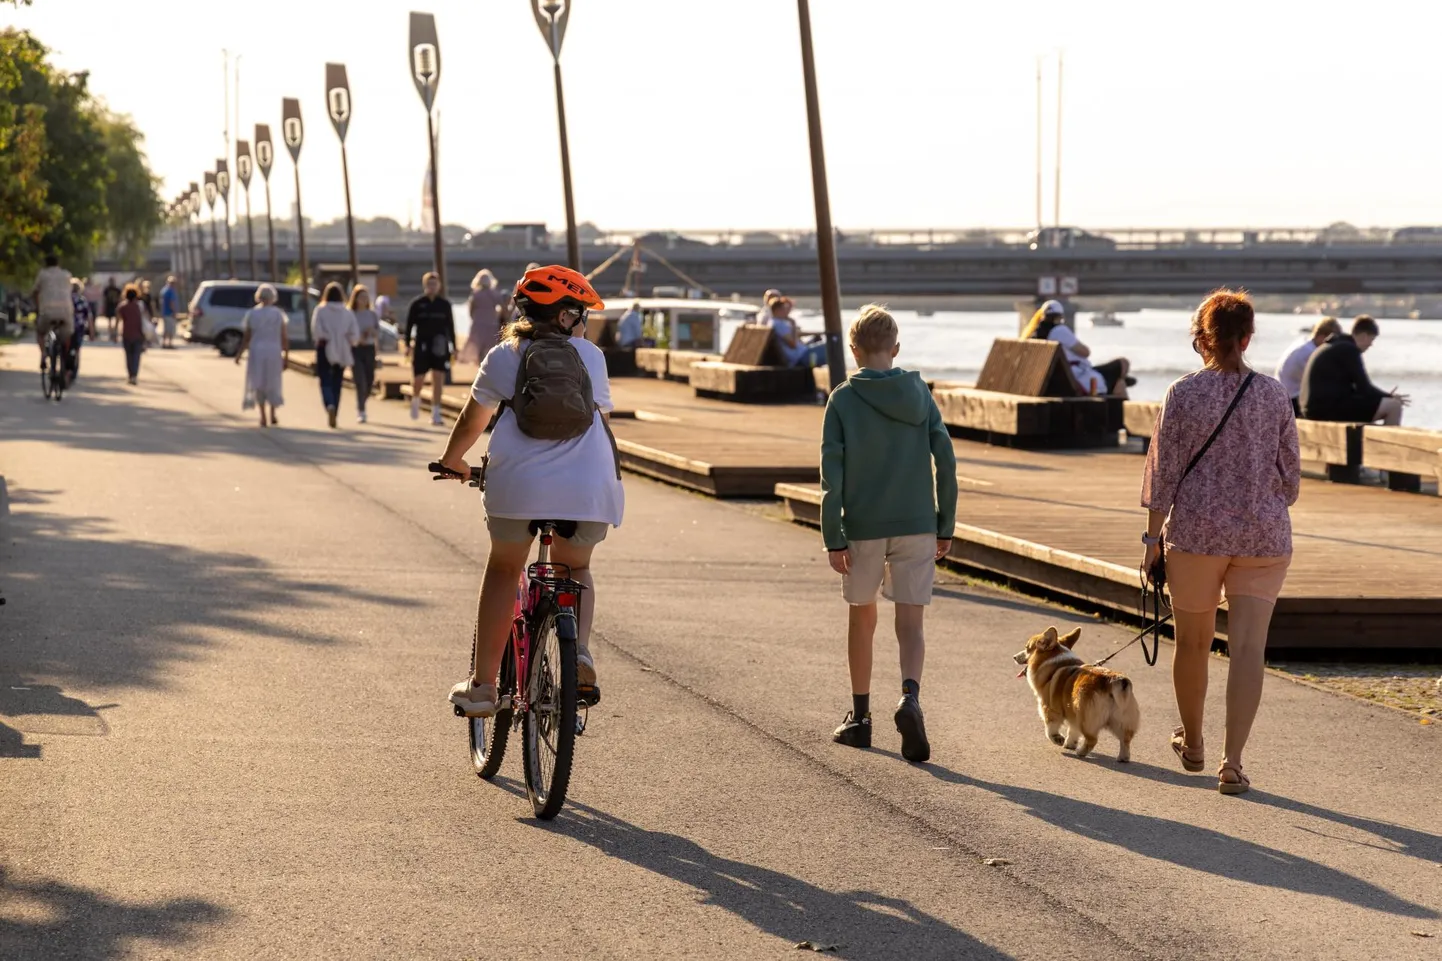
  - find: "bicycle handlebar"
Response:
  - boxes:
[428,461,484,488]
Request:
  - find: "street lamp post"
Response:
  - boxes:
[217,159,235,278]
[282,97,309,317]
[187,184,203,281]
[203,172,219,283]
[237,140,258,280]
[326,62,360,290]
[409,12,446,292]
[255,124,279,282]
[531,0,580,271]
[794,0,846,391]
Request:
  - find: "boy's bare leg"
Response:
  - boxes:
[847,603,878,696]
[895,603,925,685]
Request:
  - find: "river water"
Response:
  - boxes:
[778,309,1442,430]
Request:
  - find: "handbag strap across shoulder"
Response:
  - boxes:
[1179,371,1257,487]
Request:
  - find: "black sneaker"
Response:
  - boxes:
[894,695,931,763]
[832,711,871,748]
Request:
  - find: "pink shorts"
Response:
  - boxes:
[1166,550,1291,613]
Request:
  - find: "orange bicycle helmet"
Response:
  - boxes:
[513,265,605,312]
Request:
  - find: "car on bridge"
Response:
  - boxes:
[1025,226,1117,251]
[462,223,549,249]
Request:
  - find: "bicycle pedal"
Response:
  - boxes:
[578,685,601,708]
[453,705,465,717]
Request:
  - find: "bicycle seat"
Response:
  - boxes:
[527,520,579,539]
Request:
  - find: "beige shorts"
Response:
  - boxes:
[1166,550,1292,612]
[486,515,609,547]
[842,534,938,607]
[38,314,74,341]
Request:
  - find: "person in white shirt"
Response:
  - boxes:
[1022,300,1132,397]
[1274,316,1341,416]
[32,254,75,367]
[310,283,360,429]
[436,265,622,719]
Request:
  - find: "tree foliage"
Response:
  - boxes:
[0,28,161,287]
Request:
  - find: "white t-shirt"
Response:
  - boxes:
[471,336,625,527]
[1046,324,1106,394]
[34,266,74,318]
[1274,336,1317,400]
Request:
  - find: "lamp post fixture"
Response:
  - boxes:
[255,124,279,282]
[187,184,204,281]
[237,139,258,279]
[794,0,846,392]
[216,159,235,278]
[203,172,219,283]
[326,62,360,290]
[409,12,446,292]
[282,97,309,317]
[531,0,580,271]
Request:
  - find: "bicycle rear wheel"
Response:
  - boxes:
[469,629,515,780]
[41,336,54,399]
[49,337,64,401]
[522,615,578,820]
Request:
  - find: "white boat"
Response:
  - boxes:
[585,296,762,353]
[1090,310,1124,328]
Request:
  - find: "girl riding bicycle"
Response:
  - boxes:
[438,265,624,718]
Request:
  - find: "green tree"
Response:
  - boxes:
[0,30,58,285]
[97,109,162,265]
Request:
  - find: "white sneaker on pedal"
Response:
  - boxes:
[449,680,498,718]
[430,409,443,426]
[357,409,367,424]
[410,396,421,420]
[576,646,597,688]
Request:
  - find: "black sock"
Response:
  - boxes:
[852,694,870,720]
[902,679,920,699]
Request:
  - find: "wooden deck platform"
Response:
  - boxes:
[604,379,1442,653]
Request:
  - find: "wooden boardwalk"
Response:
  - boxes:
[605,379,1442,652]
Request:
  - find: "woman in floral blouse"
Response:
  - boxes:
[1141,289,1301,795]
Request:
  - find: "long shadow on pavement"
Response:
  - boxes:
[0,865,226,960]
[917,762,1437,919]
[536,801,1014,960]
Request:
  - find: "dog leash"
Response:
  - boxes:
[1090,571,1172,669]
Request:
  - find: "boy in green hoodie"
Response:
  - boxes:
[821,305,957,763]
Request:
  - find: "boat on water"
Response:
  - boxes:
[585,296,761,352]
[1090,310,1124,328]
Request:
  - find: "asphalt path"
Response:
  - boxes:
[1,341,1438,960]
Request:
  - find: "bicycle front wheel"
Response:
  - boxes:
[522,615,578,820]
[470,630,515,780]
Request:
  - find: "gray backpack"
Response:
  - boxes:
[509,336,596,440]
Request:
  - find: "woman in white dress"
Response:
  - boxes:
[460,269,507,365]
[236,284,289,428]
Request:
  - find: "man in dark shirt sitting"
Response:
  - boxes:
[404,271,456,426]
[1299,315,1407,425]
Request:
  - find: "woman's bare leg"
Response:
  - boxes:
[470,539,532,686]
[1220,595,1275,775]
[1172,608,1216,754]
[550,539,598,649]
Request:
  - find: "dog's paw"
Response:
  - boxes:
[1116,753,1131,764]
[1049,733,1065,745]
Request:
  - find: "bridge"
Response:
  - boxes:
[103,225,1442,299]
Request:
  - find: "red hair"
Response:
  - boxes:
[1191,288,1254,360]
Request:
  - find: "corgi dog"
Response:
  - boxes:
[1013,626,1140,762]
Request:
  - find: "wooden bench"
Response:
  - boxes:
[1362,426,1442,493]
[934,339,1119,448]
[664,350,721,383]
[1296,420,1364,483]
[635,347,669,378]
[690,325,815,403]
[1123,401,1162,451]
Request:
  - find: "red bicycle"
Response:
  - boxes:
[430,462,595,820]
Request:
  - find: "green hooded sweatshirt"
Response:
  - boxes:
[820,367,958,551]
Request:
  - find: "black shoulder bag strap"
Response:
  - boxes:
[1140,371,1256,666]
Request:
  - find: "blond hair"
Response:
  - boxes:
[849,303,898,354]
[1313,316,1341,339]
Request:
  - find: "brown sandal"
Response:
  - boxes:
[1218,764,1250,795]
[1170,727,1205,772]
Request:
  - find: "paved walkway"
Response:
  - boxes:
[1,342,1438,960]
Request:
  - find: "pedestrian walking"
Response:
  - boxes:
[236,284,288,428]
[349,284,379,424]
[159,275,180,349]
[311,282,359,429]
[460,269,506,365]
[116,285,146,385]
[82,277,101,338]
[67,279,92,383]
[139,280,158,346]
[1141,289,1301,796]
[404,271,456,426]
[821,305,957,764]
[102,276,121,341]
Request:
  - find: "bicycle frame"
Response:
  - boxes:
[501,526,584,720]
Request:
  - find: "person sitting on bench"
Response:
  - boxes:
[1299,315,1408,425]
[1273,316,1341,417]
[768,295,826,368]
[1021,300,1132,397]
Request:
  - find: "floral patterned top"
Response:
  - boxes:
[1141,368,1301,557]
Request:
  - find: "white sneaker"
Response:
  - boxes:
[449,680,498,718]
[357,409,367,424]
[410,397,421,420]
[576,646,597,687]
[431,410,443,426]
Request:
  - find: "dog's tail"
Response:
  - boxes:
[1108,676,1133,702]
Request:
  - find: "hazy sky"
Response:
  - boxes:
[9,1,1440,232]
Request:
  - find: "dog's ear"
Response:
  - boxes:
[1042,627,1059,645]
[1060,628,1082,649]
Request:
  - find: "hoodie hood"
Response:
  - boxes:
[846,367,931,426]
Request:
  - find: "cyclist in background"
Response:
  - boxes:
[436,265,624,717]
[32,254,74,372]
